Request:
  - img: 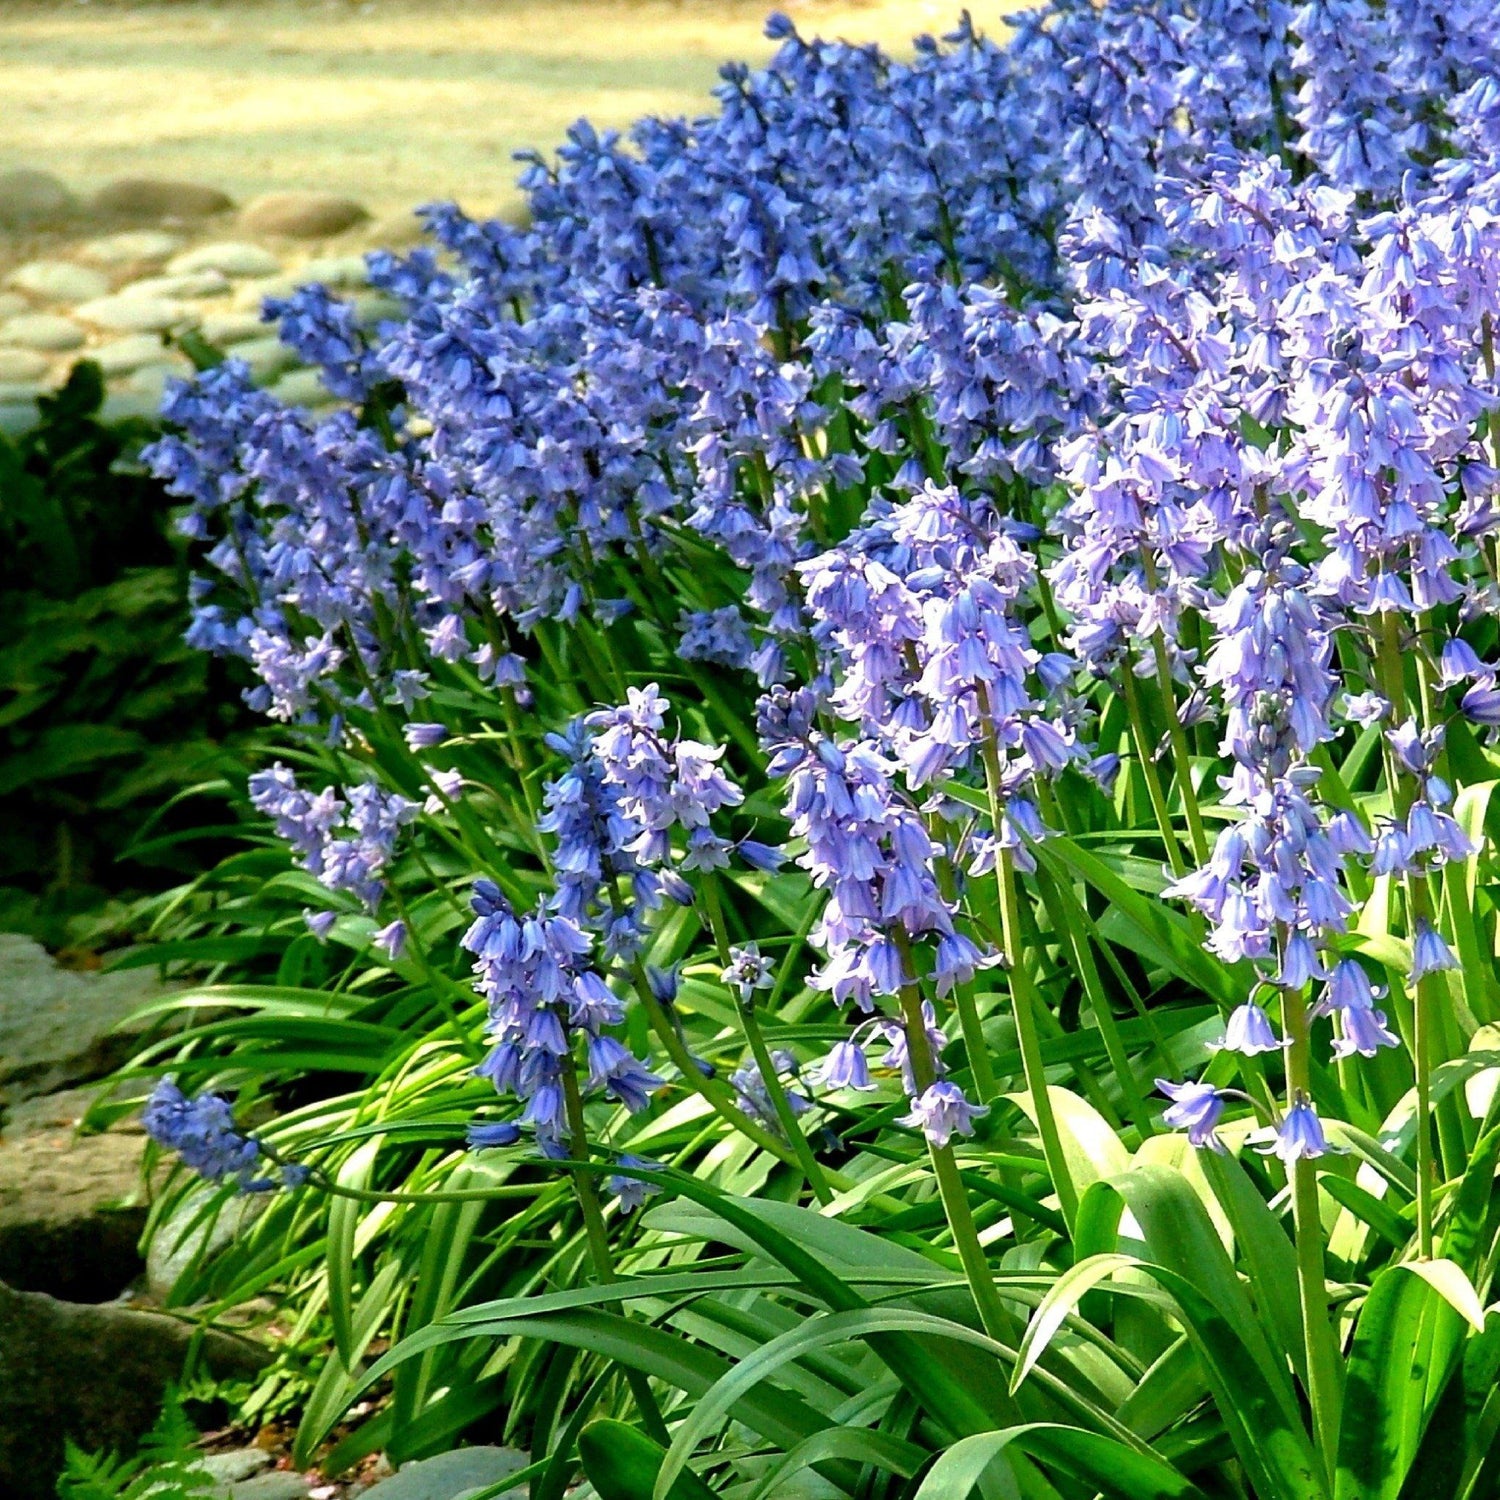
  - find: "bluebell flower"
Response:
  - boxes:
[820,1038,875,1091]
[1410,919,1459,982]
[1217,1001,1280,1056]
[143,1079,302,1192]
[1157,1078,1225,1150]
[1262,1096,1335,1163]
[608,1154,664,1212]
[898,1080,988,1148]
[372,919,407,961]
[467,1120,523,1150]
[722,942,776,1004]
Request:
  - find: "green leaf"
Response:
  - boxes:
[1011,1254,1138,1394]
[1336,1263,1469,1500]
[579,1421,717,1500]
[913,1424,1208,1500]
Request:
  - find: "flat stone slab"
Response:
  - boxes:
[6,261,110,303]
[0,1280,267,1500]
[0,314,83,352]
[0,934,166,1103]
[79,230,185,266]
[169,242,282,278]
[119,270,230,301]
[0,1088,147,1302]
[93,333,171,376]
[0,349,49,382]
[359,1447,526,1500]
[201,310,267,347]
[74,294,194,333]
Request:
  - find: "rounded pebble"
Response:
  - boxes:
[232,276,296,312]
[353,292,404,329]
[168,242,282,278]
[1,314,85,352]
[297,254,369,289]
[269,368,328,407]
[235,335,298,382]
[125,362,189,399]
[200,311,267,346]
[242,192,368,239]
[78,230,185,266]
[6,261,111,303]
[116,270,230,301]
[92,178,233,220]
[0,381,43,405]
[0,294,28,321]
[93,334,170,376]
[0,401,40,437]
[0,348,51,382]
[0,169,77,230]
[74,295,194,333]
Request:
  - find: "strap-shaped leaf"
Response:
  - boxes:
[913,1423,1209,1499]
[1337,1263,1470,1500]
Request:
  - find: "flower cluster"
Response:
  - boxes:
[144,1079,307,1193]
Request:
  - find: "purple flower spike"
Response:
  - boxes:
[899,1081,987,1148]
[1157,1078,1225,1150]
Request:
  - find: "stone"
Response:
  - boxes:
[0,935,167,1103]
[0,382,42,406]
[0,1280,268,1500]
[269,369,329,408]
[233,335,298,383]
[361,208,428,249]
[359,1447,526,1500]
[118,270,230,301]
[353,292,404,330]
[198,1449,274,1484]
[241,192,368,240]
[78,230,184,266]
[233,1474,310,1500]
[74,295,194,333]
[297,254,369,289]
[98,390,162,424]
[0,349,49,382]
[169,242,282,279]
[0,1088,148,1302]
[232,275,297,312]
[5,261,110,303]
[147,1184,263,1301]
[0,314,84,352]
[126,362,189,401]
[0,170,76,229]
[93,333,170,376]
[0,294,28,321]
[92,179,233,221]
[200,311,267,347]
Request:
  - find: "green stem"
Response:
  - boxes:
[628,961,805,1172]
[1282,983,1343,1485]
[1149,634,1210,867]
[979,720,1080,1230]
[894,976,1018,1343]
[702,876,833,1203]
[559,1058,671,1447]
[1119,657,1191,879]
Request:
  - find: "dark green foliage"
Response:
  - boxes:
[55,1387,219,1500]
[0,363,251,948]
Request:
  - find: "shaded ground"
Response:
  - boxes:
[0,0,984,222]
